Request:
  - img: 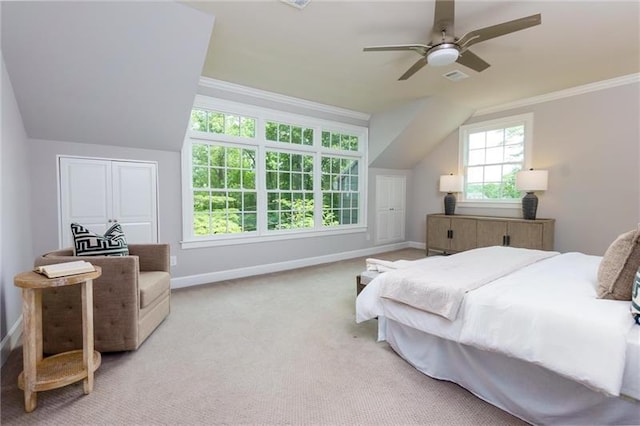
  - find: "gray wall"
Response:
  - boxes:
[1,54,33,349]
[409,82,640,255]
[28,139,182,263]
[27,143,409,281]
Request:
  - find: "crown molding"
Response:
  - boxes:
[199,77,371,122]
[473,73,640,117]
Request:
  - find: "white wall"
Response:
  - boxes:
[409,82,640,255]
[1,52,33,363]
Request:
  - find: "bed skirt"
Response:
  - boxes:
[385,318,640,425]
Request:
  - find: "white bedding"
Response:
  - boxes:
[356,249,639,398]
[377,246,557,320]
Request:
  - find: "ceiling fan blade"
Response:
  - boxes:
[455,50,490,72]
[363,44,430,56]
[399,57,428,80]
[432,0,455,38]
[456,13,541,49]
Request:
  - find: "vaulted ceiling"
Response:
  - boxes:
[189,1,640,114]
[2,1,639,167]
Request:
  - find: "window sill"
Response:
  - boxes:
[181,226,367,249]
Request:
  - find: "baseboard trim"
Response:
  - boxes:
[170,242,412,289]
[1,315,22,367]
[407,241,426,250]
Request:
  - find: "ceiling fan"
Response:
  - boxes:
[363,0,541,80]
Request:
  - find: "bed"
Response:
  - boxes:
[355,245,640,425]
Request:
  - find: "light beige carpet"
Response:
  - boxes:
[1,248,525,425]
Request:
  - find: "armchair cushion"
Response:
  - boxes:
[139,271,171,309]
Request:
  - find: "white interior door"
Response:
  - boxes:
[112,161,158,244]
[375,175,406,245]
[59,157,159,248]
[60,158,112,248]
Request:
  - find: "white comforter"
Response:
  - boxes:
[356,249,637,397]
[378,246,557,320]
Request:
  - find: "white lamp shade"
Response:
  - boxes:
[516,169,548,192]
[440,174,464,193]
[427,47,459,67]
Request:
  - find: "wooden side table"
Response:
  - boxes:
[13,266,102,412]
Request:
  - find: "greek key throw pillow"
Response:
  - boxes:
[71,222,129,256]
[632,267,640,325]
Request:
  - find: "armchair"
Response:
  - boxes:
[34,244,171,354]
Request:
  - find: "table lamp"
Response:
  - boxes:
[439,174,464,215]
[515,169,548,220]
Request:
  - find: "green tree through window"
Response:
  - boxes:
[185,101,367,244]
[192,143,257,236]
[460,114,531,202]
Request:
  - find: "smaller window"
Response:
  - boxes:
[321,130,359,151]
[265,120,313,146]
[191,109,256,138]
[459,113,532,204]
[192,142,257,236]
[321,156,359,226]
[265,150,314,230]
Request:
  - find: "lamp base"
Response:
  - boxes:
[522,192,539,220]
[444,193,457,215]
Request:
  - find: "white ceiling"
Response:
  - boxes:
[189,0,640,114]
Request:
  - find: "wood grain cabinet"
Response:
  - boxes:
[426,214,554,255]
[427,215,477,253]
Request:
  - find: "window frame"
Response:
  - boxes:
[181,97,368,249]
[457,113,533,208]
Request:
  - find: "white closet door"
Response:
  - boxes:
[112,161,158,244]
[60,158,112,248]
[375,175,406,245]
[59,157,158,248]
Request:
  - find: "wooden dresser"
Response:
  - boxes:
[426,214,555,255]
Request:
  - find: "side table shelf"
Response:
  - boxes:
[18,350,101,392]
[13,267,102,412]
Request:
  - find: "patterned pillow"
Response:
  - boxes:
[597,228,640,300]
[632,268,640,325]
[71,222,129,256]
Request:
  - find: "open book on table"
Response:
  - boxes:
[34,260,95,279]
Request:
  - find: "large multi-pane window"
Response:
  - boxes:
[183,97,367,245]
[459,113,532,204]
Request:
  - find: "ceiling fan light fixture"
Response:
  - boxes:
[426,44,459,67]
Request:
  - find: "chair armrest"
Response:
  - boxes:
[128,244,170,272]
